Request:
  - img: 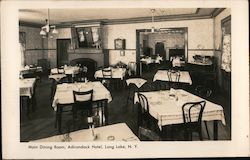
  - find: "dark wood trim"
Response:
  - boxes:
[211,8,226,17]
[105,15,212,25]
[19,21,42,28]
[68,51,103,55]
[108,49,136,51]
[188,49,215,51]
[214,49,222,52]
[20,8,226,28]
[25,49,56,51]
[21,12,216,29]
[221,15,231,25]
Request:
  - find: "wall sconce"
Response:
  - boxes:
[120,50,125,56]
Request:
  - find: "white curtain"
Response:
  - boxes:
[221,34,231,72]
[20,43,25,67]
[19,32,26,67]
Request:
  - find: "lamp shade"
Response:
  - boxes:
[40,29,46,36]
[52,28,58,34]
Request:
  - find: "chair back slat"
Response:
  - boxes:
[102,68,112,78]
[182,101,206,124]
[137,93,149,113]
[73,90,93,103]
[167,70,180,82]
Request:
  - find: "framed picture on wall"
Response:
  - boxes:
[114,38,126,50]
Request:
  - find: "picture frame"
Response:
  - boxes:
[114,38,126,50]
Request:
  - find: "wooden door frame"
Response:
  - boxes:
[136,28,188,75]
[136,27,188,62]
[56,39,71,67]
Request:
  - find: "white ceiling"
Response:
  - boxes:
[19,8,216,25]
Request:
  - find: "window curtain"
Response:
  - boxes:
[221,34,231,72]
[70,27,79,50]
[19,32,26,67]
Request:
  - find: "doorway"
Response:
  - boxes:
[57,39,70,67]
[155,42,166,60]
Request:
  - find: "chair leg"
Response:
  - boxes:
[55,114,58,128]
[199,130,203,141]
[204,121,210,140]
[126,88,131,107]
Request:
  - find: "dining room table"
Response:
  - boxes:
[94,67,126,80]
[140,55,163,65]
[52,81,112,132]
[31,123,139,142]
[134,89,226,140]
[153,70,192,85]
[20,78,37,115]
[20,66,43,75]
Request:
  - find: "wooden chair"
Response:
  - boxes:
[72,90,94,128]
[126,83,139,107]
[137,93,150,128]
[167,69,181,89]
[181,101,206,140]
[195,85,212,98]
[195,85,212,139]
[138,126,161,141]
[137,93,158,132]
[102,68,113,89]
[167,69,180,82]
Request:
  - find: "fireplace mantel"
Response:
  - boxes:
[68,48,103,54]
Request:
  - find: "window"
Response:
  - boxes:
[221,16,231,72]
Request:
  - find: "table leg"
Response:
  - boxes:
[104,100,108,125]
[27,97,30,118]
[31,94,36,112]
[57,107,62,133]
[213,120,218,140]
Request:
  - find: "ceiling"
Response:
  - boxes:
[19,8,224,27]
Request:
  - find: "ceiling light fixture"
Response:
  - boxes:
[40,9,58,38]
[151,9,156,33]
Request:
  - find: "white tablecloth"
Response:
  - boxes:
[20,78,36,98]
[51,66,80,76]
[52,81,112,111]
[189,61,213,66]
[31,123,139,142]
[94,68,126,80]
[20,66,43,75]
[126,78,147,88]
[49,74,67,82]
[172,57,185,67]
[64,66,80,75]
[140,56,163,65]
[134,89,226,130]
[153,70,192,85]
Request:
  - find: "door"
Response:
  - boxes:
[155,42,166,60]
[57,39,70,67]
